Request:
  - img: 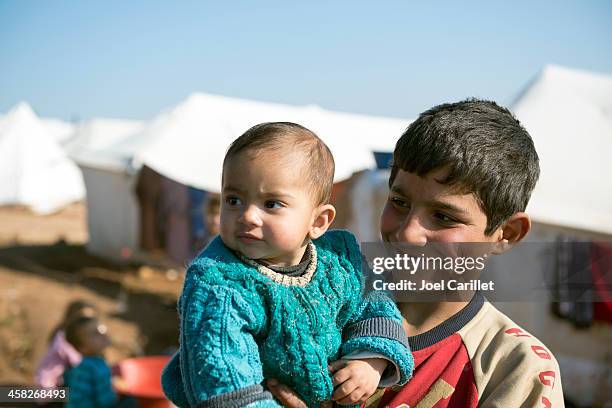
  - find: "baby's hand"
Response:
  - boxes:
[329,358,388,406]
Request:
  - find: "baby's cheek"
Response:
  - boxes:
[219,220,235,246]
[269,220,306,248]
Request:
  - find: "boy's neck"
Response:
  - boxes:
[399,300,471,337]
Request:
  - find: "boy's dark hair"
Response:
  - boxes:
[223,122,335,205]
[390,99,540,235]
[65,316,97,351]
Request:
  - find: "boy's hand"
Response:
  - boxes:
[329,358,388,406]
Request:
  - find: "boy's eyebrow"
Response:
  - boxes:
[431,201,470,216]
[390,185,469,216]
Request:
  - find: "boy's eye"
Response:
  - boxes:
[434,212,457,224]
[225,196,242,206]
[264,200,283,209]
[390,196,410,209]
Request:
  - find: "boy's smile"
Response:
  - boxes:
[381,168,503,245]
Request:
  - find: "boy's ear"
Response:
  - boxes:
[492,212,531,254]
[309,204,336,240]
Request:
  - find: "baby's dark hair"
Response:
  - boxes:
[390,99,540,235]
[223,122,335,205]
[64,316,97,351]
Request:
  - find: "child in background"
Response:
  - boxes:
[162,122,413,407]
[204,193,221,243]
[63,316,136,408]
[35,300,97,389]
[192,193,221,253]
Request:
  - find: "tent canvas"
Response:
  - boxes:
[64,118,145,260]
[42,117,74,144]
[512,65,612,236]
[0,104,75,144]
[65,118,145,171]
[130,93,410,192]
[0,103,84,214]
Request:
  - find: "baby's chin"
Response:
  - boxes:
[222,237,266,259]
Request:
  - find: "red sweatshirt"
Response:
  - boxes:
[365,293,564,407]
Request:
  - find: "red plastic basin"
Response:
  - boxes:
[115,356,172,408]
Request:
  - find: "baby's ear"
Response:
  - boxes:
[492,212,531,254]
[309,204,336,240]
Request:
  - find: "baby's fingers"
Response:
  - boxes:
[332,379,358,401]
[331,366,353,387]
[335,389,367,406]
[328,359,348,374]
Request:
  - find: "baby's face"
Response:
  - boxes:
[220,150,319,266]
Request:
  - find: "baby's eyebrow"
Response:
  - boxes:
[222,185,243,194]
[261,191,296,200]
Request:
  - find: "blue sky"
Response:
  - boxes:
[1,0,611,121]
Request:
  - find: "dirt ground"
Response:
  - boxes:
[0,203,183,386]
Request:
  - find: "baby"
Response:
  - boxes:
[162,122,413,407]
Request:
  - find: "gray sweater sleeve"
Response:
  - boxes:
[197,384,277,408]
[342,316,410,348]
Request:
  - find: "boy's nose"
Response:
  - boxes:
[396,214,427,246]
[239,205,263,227]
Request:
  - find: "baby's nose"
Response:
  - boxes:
[239,205,263,227]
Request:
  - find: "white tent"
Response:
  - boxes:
[79,93,410,260]
[42,117,75,144]
[509,65,612,404]
[131,93,410,192]
[0,102,85,214]
[512,64,612,236]
[65,118,145,170]
[64,118,145,260]
[0,103,74,144]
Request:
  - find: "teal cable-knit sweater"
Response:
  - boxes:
[162,230,413,407]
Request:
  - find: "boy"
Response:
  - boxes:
[161,122,413,407]
[63,316,136,408]
[268,100,564,407]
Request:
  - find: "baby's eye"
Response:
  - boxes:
[225,196,242,206]
[264,200,283,209]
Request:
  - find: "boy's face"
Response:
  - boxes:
[220,151,320,266]
[77,320,110,356]
[381,168,502,245]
